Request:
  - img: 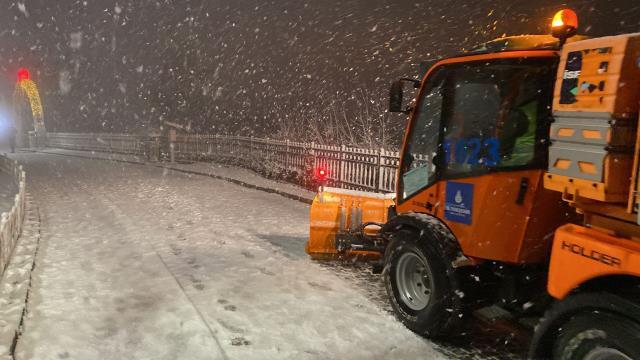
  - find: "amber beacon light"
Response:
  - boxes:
[551,9,578,44]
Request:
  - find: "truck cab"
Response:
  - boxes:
[395,46,569,264]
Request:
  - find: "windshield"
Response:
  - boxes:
[441,58,556,176]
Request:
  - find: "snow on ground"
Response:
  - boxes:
[37,148,316,202]
[12,153,445,360]
[0,170,18,215]
[163,161,316,201]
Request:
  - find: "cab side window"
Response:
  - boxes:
[399,70,445,200]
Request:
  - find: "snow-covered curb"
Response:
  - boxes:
[0,158,26,275]
[0,198,39,359]
[0,156,34,360]
[157,164,314,204]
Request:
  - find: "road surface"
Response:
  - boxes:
[12,152,446,360]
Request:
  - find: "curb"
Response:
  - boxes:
[151,165,313,205]
[34,150,314,205]
[0,196,40,359]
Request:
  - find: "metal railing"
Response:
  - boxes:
[46,132,147,154]
[45,132,401,193]
[0,156,26,277]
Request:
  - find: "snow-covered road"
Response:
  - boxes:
[12,153,444,360]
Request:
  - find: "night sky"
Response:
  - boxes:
[1,0,639,147]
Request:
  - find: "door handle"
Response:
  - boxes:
[425,202,434,211]
[516,177,529,205]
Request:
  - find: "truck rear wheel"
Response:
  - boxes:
[383,229,463,337]
[553,312,640,360]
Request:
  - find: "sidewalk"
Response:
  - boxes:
[0,195,41,360]
[35,148,316,204]
[0,171,17,215]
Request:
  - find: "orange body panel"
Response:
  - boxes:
[545,34,640,204]
[306,188,394,259]
[552,34,640,117]
[397,171,569,264]
[548,223,640,299]
[544,170,630,203]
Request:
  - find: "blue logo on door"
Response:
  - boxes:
[445,182,473,225]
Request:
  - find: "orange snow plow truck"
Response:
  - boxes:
[306,10,640,359]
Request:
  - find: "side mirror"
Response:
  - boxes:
[389,78,421,113]
[389,80,404,113]
[418,61,435,81]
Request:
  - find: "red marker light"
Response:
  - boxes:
[315,167,328,181]
[17,67,30,82]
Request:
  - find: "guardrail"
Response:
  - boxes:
[0,156,26,278]
[45,132,401,193]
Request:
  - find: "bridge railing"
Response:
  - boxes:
[45,132,401,193]
[0,156,26,277]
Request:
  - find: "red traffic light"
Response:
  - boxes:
[17,68,30,82]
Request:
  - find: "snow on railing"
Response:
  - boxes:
[45,133,400,193]
[0,156,26,278]
[46,132,147,154]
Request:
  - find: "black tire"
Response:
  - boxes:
[383,229,463,337]
[553,312,640,360]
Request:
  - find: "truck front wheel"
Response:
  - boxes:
[553,312,640,360]
[383,230,463,337]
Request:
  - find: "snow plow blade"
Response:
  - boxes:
[306,187,395,260]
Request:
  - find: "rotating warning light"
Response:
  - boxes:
[551,9,578,42]
[17,68,30,82]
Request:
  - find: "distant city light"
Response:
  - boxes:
[17,68,30,82]
[0,106,12,135]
